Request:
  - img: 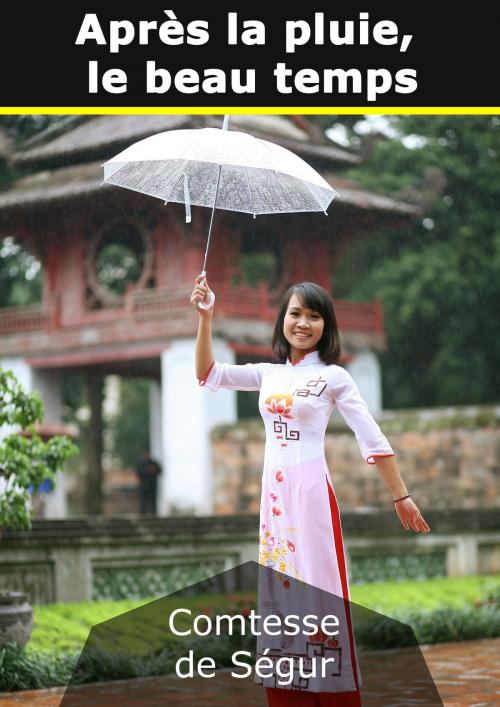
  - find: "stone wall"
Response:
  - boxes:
[1,510,498,603]
[0,516,258,604]
[212,405,500,514]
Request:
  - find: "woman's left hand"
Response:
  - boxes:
[395,497,430,533]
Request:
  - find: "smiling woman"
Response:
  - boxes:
[190,275,430,706]
[283,295,324,358]
[273,283,340,366]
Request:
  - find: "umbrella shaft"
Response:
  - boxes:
[202,162,222,274]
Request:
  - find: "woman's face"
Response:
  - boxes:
[283,293,324,361]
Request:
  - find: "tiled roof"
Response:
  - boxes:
[12,115,360,168]
[0,160,419,215]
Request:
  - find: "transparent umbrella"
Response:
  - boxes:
[102,116,338,308]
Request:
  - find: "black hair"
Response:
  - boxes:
[272,282,341,365]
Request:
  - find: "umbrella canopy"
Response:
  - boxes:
[102,126,337,216]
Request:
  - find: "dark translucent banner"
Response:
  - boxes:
[59,562,443,706]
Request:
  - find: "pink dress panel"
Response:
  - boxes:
[202,350,394,692]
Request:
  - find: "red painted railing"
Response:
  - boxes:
[129,286,193,318]
[0,287,384,336]
[131,284,383,333]
[336,298,385,335]
[0,302,55,335]
[201,283,277,321]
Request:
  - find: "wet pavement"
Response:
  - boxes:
[0,638,498,706]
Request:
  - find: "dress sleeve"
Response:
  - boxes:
[329,366,394,465]
[198,361,263,391]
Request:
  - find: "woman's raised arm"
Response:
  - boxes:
[190,275,264,391]
[190,274,215,380]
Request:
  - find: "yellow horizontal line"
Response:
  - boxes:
[1,107,499,115]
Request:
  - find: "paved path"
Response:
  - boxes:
[0,638,498,706]
[421,638,500,707]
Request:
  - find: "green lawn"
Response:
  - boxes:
[350,574,500,613]
[28,574,500,656]
[29,592,254,655]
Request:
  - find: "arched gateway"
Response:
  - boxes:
[0,115,418,517]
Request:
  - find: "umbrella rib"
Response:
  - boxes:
[164,159,190,205]
[302,178,332,214]
[161,130,202,204]
[244,167,255,216]
[163,128,213,203]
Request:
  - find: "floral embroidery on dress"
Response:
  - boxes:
[265,393,300,443]
[265,392,293,419]
[259,537,292,574]
[275,469,285,482]
[259,514,301,581]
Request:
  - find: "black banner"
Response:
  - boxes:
[0,6,496,108]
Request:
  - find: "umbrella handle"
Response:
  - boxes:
[197,271,216,311]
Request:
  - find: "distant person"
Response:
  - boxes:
[29,478,54,518]
[135,451,162,514]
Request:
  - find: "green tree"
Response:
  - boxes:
[0,237,42,307]
[109,379,150,469]
[0,116,53,308]
[0,369,77,530]
[0,116,58,142]
[317,115,500,407]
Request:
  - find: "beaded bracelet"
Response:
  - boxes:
[393,494,411,503]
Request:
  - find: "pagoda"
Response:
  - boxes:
[0,115,417,516]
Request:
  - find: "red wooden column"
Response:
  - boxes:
[57,220,86,327]
[155,210,183,289]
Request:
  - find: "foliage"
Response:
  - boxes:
[29,593,243,655]
[0,116,60,143]
[26,575,500,657]
[0,117,44,308]
[0,642,76,691]
[2,576,497,690]
[108,379,150,469]
[240,252,277,288]
[350,574,500,613]
[0,238,42,308]
[0,115,62,307]
[94,222,146,297]
[315,115,500,407]
[0,116,59,192]
[3,598,498,691]
[356,603,500,650]
[0,369,77,530]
